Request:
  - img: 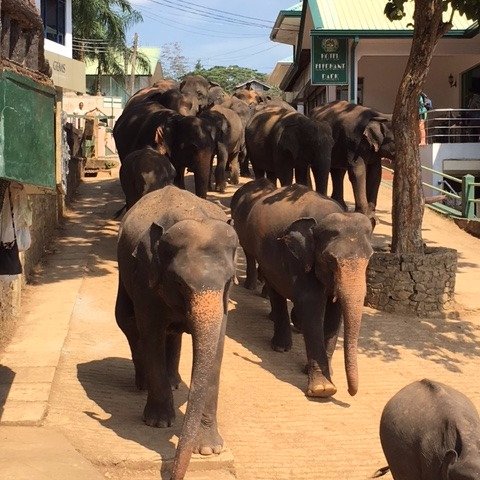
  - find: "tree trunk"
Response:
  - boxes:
[391,0,450,254]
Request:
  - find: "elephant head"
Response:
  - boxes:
[180,75,221,111]
[139,218,238,480]
[208,86,228,106]
[441,450,480,480]
[363,115,395,161]
[155,115,215,198]
[282,212,373,396]
[159,88,199,116]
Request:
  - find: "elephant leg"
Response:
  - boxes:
[239,147,250,177]
[194,154,211,199]
[294,289,336,397]
[366,160,382,213]
[294,166,310,188]
[310,162,329,195]
[228,152,240,185]
[266,170,278,186]
[277,166,294,187]
[348,160,369,214]
[323,298,342,378]
[137,308,175,428]
[268,284,292,352]
[174,167,186,190]
[166,332,182,390]
[244,253,258,290]
[253,166,265,179]
[115,279,145,390]
[192,315,226,455]
[215,145,228,193]
[330,168,348,210]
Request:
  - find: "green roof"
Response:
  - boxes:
[309,0,475,32]
[85,46,160,76]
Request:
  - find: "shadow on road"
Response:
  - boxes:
[76,357,187,462]
[28,176,124,286]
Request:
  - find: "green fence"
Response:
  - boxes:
[382,165,480,219]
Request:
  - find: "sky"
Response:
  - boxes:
[127,0,295,75]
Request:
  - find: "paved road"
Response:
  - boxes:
[1,170,480,479]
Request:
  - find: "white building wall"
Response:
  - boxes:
[35,0,73,59]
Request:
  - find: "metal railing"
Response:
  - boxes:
[425,108,480,144]
[382,165,480,219]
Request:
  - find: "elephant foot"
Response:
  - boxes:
[143,396,175,428]
[306,362,337,398]
[168,371,182,390]
[243,277,258,291]
[215,181,227,193]
[260,284,269,298]
[271,335,292,352]
[229,173,240,185]
[192,418,224,456]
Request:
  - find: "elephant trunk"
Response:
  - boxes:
[170,290,225,480]
[335,258,369,396]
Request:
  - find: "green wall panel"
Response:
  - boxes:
[0,70,56,189]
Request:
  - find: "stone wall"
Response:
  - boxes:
[0,192,58,349]
[366,247,458,317]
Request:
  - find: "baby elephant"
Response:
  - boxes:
[378,379,480,480]
[119,146,176,210]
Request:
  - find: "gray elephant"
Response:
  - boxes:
[199,105,244,191]
[179,75,220,111]
[116,185,238,480]
[310,100,395,217]
[125,79,179,108]
[230,180,373,397]
[246,107,333,194]
[119,146,176,210]
[113,103,215,198]
[377,379,480,480]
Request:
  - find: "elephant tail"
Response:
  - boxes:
[372,466,390,478]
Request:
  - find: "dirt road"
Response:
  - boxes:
[2,170,480,479]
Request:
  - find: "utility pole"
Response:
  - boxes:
[129,33,138,96]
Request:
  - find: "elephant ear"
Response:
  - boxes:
[279,217,317,273]
[441,449,458,480]
[132,222,165,288]
[363,116,389,152]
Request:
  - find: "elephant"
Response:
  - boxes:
[125,79,179,108]
[310,100,395,217]
[377,379,480,480]
[230,180,373,397]
[221,96,255,128]
[179,75,221,111]
[116,185,238,480]
[113,103,215,198]
[199,105,244,192]
[119,146,176,210]
[207,85,228,106]
[245,107,334,194]
[233,83,269,105]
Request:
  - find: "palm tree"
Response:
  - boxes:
[72,0,150,94]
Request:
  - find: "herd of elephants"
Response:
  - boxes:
[111,75,480,479]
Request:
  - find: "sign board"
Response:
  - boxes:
[45,51,86,93]
[311,37,348,86]
[0,70,56,189]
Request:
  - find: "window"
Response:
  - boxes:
[40,0,66,45]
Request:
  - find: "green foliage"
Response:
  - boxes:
[384,0,480,22]
[72,0,147,92]
[186,63,270,93]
